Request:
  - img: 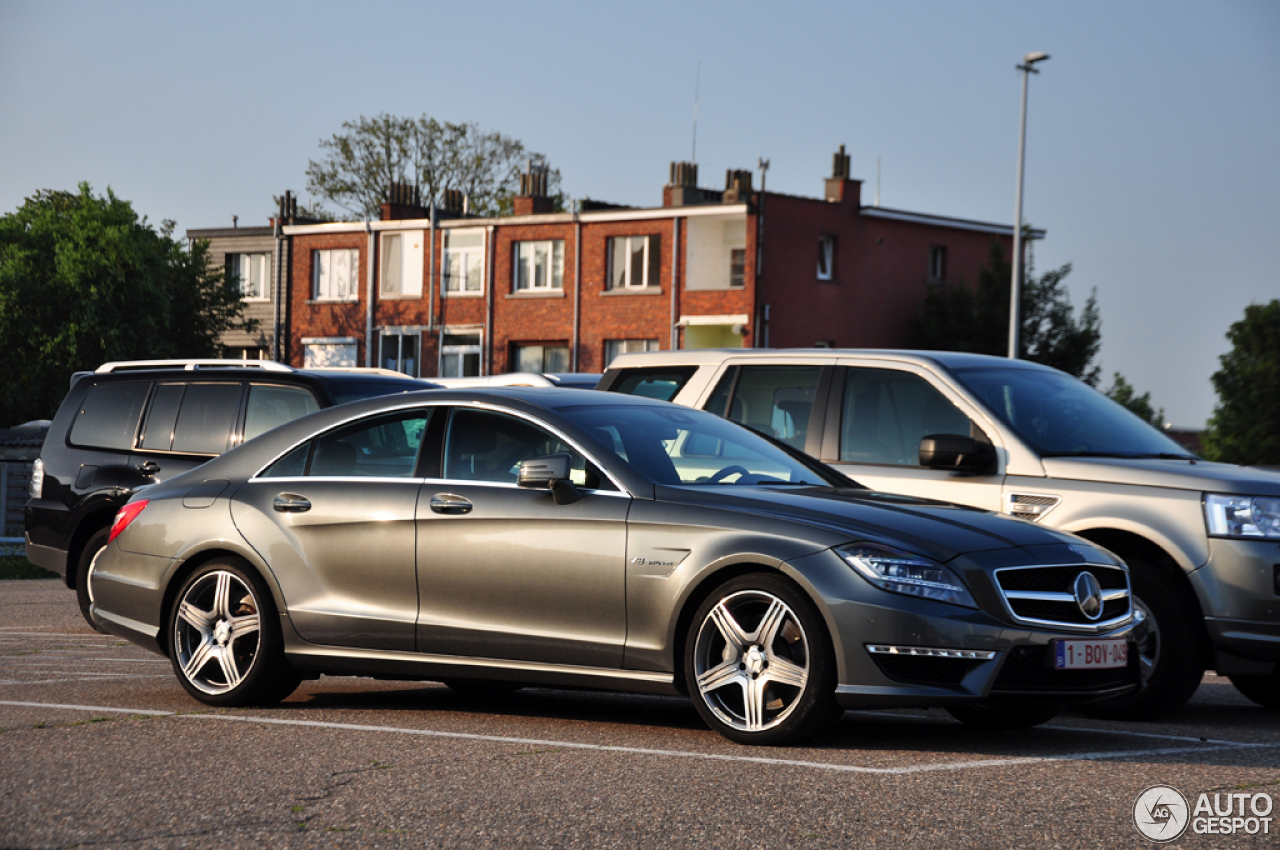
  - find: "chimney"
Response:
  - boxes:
[380,181,428,221]
[438,188,466,217]
[722,169,753,204]
[664,160,725,207]
[824,144,862,205]
[513,162,554,216]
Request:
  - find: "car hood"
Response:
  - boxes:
[1040,456,1280,496]
[654,484,1105,565]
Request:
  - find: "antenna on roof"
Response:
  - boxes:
[875,157,881,207]
[692,60,701,164]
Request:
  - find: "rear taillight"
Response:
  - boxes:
[108,500,149,543]
[29,458,43,499]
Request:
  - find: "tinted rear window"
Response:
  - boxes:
[69,381,150,450]
[604,367,698,402]
[326,380,426,405]
[171,383,242,454]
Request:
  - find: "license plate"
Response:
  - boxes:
[1053,638,1128,670]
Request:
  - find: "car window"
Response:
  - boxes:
[68,381,150,450]
[840,368,972,465]
[326,379,425,405]
[309,411,430,478]
[139,384,185,450]
[605,367,698,402]
[707,365,822,450]
[171,384,242,455]
[442,408,610,489]
[244,384,320,442]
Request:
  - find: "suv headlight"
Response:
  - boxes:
[1205,494,1280,539]
[837,543,977,608]
[29,458,43,500]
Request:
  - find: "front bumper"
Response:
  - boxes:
[1192,538,1280,669]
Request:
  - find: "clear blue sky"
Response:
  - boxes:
[3,0,1276,428]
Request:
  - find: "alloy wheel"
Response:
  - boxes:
[172,570,262,696]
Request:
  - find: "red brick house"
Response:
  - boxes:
[278,150,1039,377]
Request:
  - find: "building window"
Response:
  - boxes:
[229,253,270,300]
[313,248,359,302]
[443,229,485,295]
[605,339,659,365]
[303,338,359,368]
[513,343,570,373]
[608,235,661,289]
[440,333,481,378]
[514,240,564,291]
[380,329,420,376]
[817,236,835,281]
[380,231,424,298]
[729,248,746,288]
[929,245,947,282]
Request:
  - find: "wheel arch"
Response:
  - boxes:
[157,546,285,659]
[66,509,117,590]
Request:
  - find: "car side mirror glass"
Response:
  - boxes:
[919,434,996,474]
[517,453,572,489]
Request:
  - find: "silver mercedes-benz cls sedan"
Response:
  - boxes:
[91,388,1143,745]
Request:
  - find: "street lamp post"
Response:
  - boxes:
[1009,51,1050,360]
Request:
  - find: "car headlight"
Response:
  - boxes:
[1205,494,1280,539]
[837,543,977,608]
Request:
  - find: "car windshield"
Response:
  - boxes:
[951,366,1193,458]
[561,403,837,486]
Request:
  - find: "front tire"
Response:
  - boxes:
[1082,560,1208,721]
[684,574,841,746]
[168,559,300,707]
[1229,672,1280,709]
[75,528,109,633]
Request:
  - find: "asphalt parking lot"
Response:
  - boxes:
[2,579,1277,849]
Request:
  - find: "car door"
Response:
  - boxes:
[230,408,430,651]
[821,360,1006,510]
[131,381,246,483]
[415,406,629,668]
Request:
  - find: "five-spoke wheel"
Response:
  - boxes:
[685,574,840,745]
[168,559,299,706]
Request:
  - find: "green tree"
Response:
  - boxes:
[908,240,1102,385]
[1103,372,1165,427]
[0,183,252,424]
[305,113,563,220]
[1201,300,1280,465]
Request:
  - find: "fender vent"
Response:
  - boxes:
[1005,492,1061,522]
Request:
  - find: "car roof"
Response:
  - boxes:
[604,348,1055,373]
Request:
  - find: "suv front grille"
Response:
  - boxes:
[993,564,1131,631]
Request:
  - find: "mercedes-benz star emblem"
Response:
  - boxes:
[1073,571,1104,620]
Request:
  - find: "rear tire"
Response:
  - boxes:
[1229,672,1280,709]
[75,528,109,634]
[167,558,300,707]
[946,703,1060,729]
[684,573,841,746]
[1082,560,1207,721]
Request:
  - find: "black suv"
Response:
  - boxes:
[25,359,436,629]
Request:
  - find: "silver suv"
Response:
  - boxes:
[598,349,1280,719]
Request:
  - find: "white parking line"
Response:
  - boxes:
[3,699,1277,775]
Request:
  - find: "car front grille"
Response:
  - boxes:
[992,645,1137,693]
[993,564,1131,631]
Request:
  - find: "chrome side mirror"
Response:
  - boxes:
[517,453,580,505]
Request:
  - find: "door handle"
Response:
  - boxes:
[273,493,311,513]
[430,493,473,515]
[135,460,161,475]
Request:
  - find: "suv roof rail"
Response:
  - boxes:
[301,367,416,378]
[95,359,296,374]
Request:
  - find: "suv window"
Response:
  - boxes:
[605,367,698,402]
[245,384,321,442]
[707,365,822,450]
[140,384,186,450]
[68,381,150,450]
[171,383,242,454]
[840,368,972,465]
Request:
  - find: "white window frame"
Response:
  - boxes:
[817,236,835,281]
[605,339,659,365]
[729,247,746,288]
[513,240,565,291]
[302,337,359,368]
[607,235,659,290]
[440,330,483,378]
[380,231,424,298]
[230,253,271,301]
[312,248,359,302]
[443,229,486,296]
[379,328,421,376]
[513,343,571,373]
